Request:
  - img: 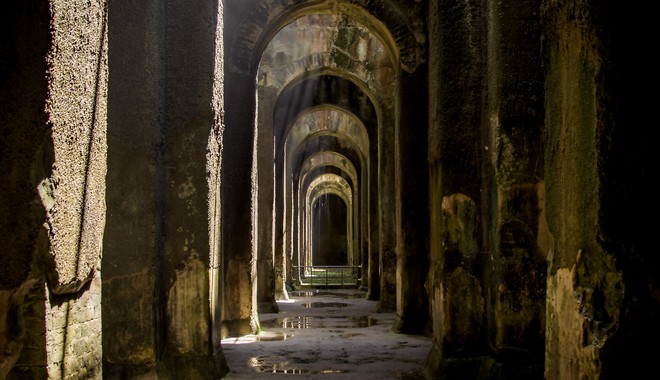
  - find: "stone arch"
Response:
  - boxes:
[264,65,393,307]
[259,12,395,101]
[284,106,369,162]
[284,108,368,244]
[228,0,424,74]
[271,72,381,161]
[299,151,358,197]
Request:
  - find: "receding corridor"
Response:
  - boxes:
[1,1,656,379]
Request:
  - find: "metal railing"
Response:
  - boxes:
[293,265,361,287]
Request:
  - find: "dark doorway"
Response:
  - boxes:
[312,193,347,266]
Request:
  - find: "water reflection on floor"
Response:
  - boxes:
[220,288,431,379]
[250,356,351,375]
[289,290,366,299]
[260,315,378,329]
[301,301,350,308]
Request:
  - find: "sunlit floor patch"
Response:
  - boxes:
[222,331,293,345]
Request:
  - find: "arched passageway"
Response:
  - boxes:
[3,1,653,379]
[222,2,427,335]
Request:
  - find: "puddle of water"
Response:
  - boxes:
[315,291,366,299]
[256,367,311,374]
[249,356,350,375]
[261,316,316,329]
[249,356,308,374]
[260,315,377,329]
[290,291,316,297]
[289,290,367,299]
[301,302,350,308]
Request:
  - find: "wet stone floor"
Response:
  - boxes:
[220,288,432,379]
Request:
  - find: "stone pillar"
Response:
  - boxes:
[288,148,300,288]
[159,1,228,376]
[393,64,430,335]
[443,194,484,350]
[366,141,380,300]
[486,0,545,375]
[493,188,546,357]
[274,160,289,298]
[222,70,259,337]
[256,85,279,312]
[359,163,369,290]
[273,131,289,297]
[426,0,487,376]
[104,0,228,377]
[103,0,161,374]
[378,109,397,312]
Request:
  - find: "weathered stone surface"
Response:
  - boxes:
[427,192,485,376]
[43,0,108,295]
[45,272,103,379]
[494,185,546,354]
[444,267,484,351]
[102,0,229,377]
[167,255,209,354]
[102,269,158,364]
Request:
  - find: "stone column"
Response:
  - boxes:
[486,0,545,374]
[393,64,430,335]
[158,1,228,376]
[366,141,380,300]
[274,158,289,298]
[426,0,487,376]
[104,0,228,377]
[222,69,259,337]
[378,108,397,312]
[256,85,279,312]
[103,0,161,374]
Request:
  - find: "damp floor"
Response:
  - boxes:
[220,288,432,379]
